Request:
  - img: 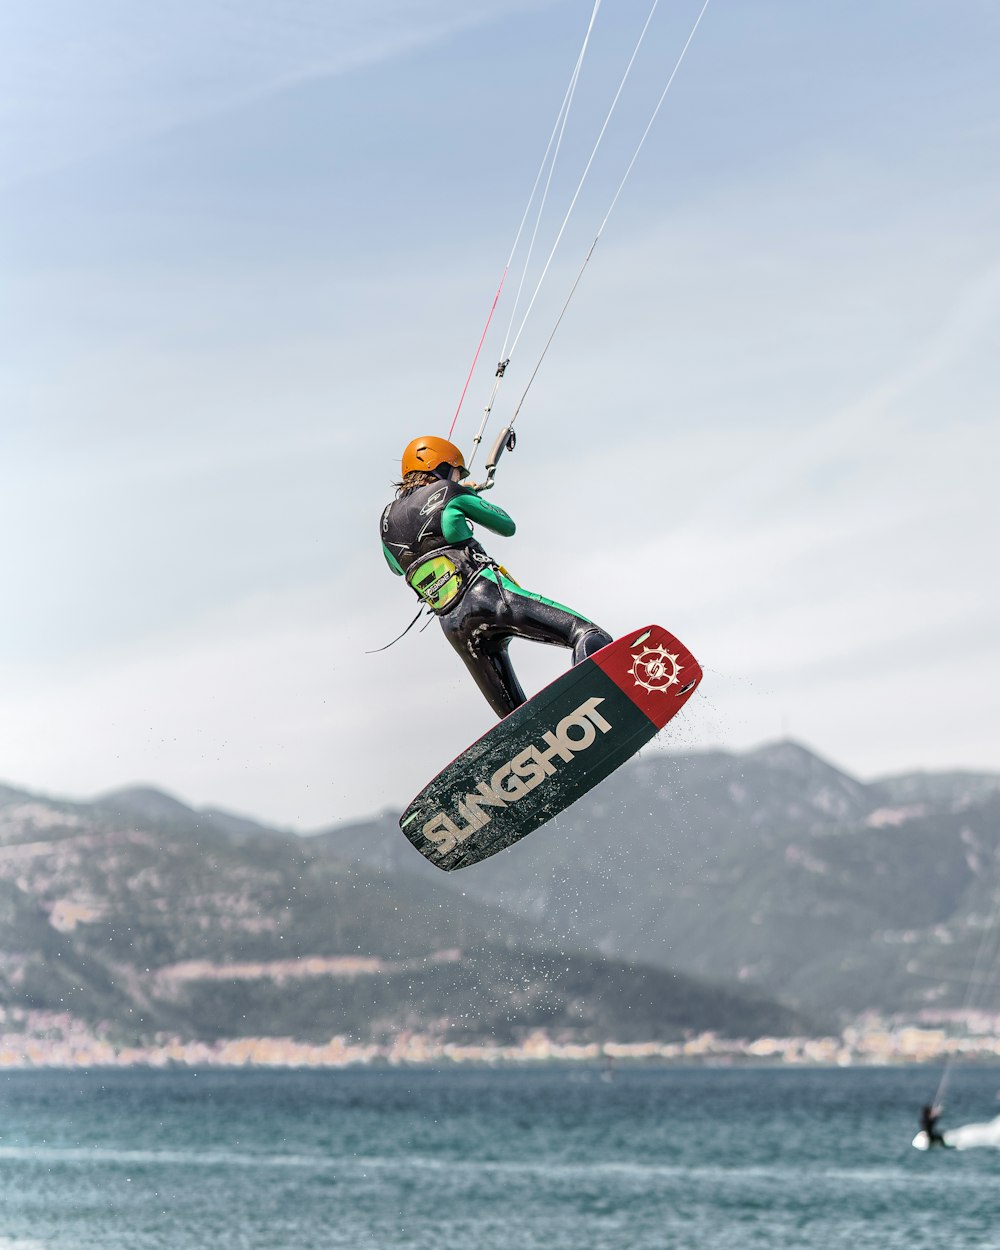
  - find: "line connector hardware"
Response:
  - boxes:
[479,426,517,492]
[495,358,510,378]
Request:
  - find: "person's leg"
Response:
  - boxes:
[483,570,612,662]
[439,572,612,718]
[447,628,526,717]
[439,581,526,718]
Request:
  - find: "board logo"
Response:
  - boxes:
[420,696,612,856]
[629,643,682,694]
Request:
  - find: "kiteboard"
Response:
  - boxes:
[399,624,702,871]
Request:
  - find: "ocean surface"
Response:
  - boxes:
[1,1064,998,1249]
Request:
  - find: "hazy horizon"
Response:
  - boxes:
[4,732,998,834]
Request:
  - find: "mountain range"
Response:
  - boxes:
[2,739,998,1051]
[317,740,1000,1020]
[0,772,805,1049]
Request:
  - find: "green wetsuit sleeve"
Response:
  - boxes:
[441,494,516,544]
[382,543,404,576]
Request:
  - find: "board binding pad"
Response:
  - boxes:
[399,624,702,871]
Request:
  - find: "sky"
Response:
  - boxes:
[1,0,998,829]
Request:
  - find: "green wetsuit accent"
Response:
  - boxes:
[381,492,513,577]
[481,566,590,622]
[379,477,610,716]
[441,494,516,544]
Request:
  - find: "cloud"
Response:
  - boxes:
[0,0,553,188]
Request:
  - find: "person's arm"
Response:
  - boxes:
[441,493,516,544]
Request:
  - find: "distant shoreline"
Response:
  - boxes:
[3,1021,1000,1071]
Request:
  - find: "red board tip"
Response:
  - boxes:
[592,624,702,731]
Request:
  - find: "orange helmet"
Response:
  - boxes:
[401,435,468,479]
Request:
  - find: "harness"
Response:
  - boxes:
[382,480,505,617]
[405,545,500,614]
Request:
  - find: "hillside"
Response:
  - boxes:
[0,782,807,1048]
[316,741,1000,1019]
[8,739,998,1048]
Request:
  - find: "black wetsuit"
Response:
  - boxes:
[380,479,611,717]
[919,1105,946,1147]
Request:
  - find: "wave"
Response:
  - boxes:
[946,1114,1000,1151]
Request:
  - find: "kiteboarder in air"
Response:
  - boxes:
[919,1103,947,1148]
[380,436,611,718]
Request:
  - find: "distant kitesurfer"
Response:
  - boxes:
[380,436,611,718]
[919,1103,947,1148]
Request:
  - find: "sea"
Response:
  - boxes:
[0,1064,997,1250]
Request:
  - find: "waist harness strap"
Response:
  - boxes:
[406,547,496,614]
